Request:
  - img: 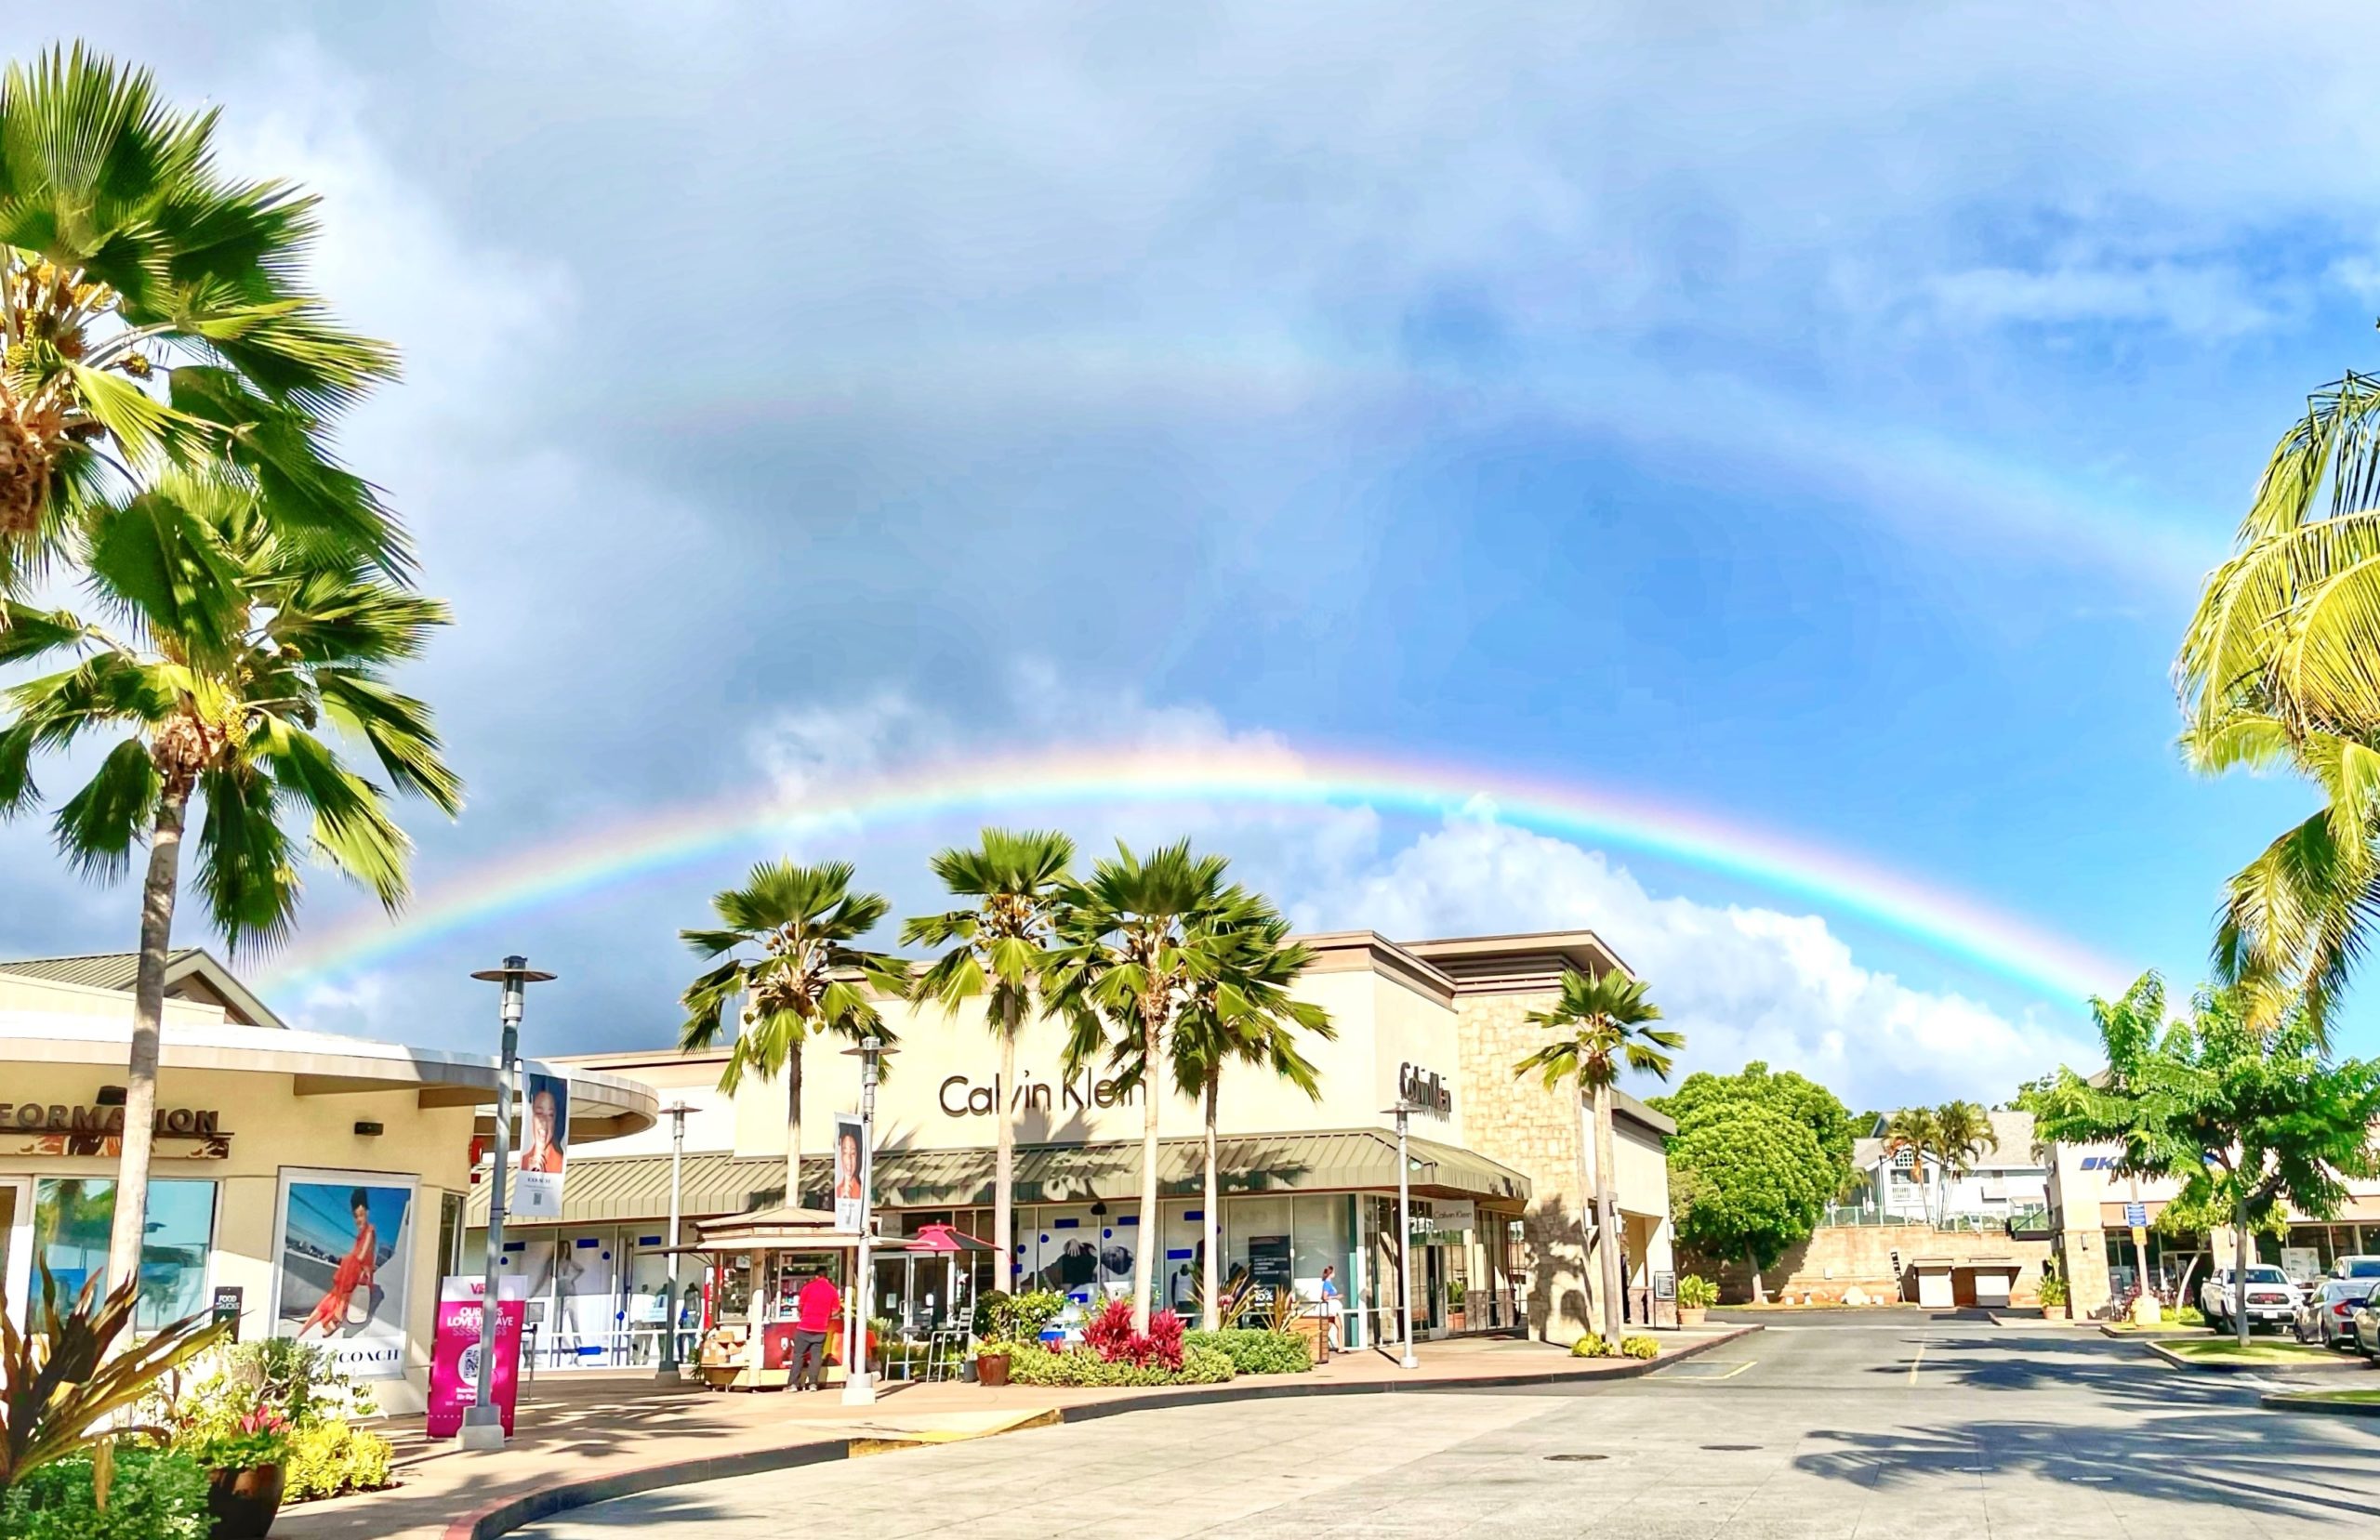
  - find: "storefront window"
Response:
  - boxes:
[33,1178,216,1330]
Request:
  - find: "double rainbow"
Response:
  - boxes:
[258,741,2126,1004]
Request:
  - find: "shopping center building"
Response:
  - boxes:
[464,929,1677,1367]
[0,951,654,1412]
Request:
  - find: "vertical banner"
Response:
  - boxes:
[272,1170,416,1380]
[513,1070,570,1220]
[427,1275,529,1438]
[832,1112,867,1231]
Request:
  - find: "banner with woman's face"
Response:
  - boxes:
[513,1069,571,1219]
[271,1168,416,1379]
[832,1112,867,1231]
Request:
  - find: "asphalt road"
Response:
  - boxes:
[517,1310,2380,1538]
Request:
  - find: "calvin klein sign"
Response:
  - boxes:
[1399,1062,1451,1118]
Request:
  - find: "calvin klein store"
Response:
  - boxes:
[466,930,1675,1361]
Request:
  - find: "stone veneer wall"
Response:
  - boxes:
[1454,991,1602,1344]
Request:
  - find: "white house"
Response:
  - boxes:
[1849,1111,2047,1223]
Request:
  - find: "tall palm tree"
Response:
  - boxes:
[1926,1100,1997,1226]
[1881,1107,1940,1224]
[902,827,1076,1293]
[1514,967,1683,1343]
[1167,890,1334,1330]
[0,469,459,1289]
[0,44,404,591]
[1046,839,1238,1333]
[2175,369,2380,1034]
[679,860,905,1209]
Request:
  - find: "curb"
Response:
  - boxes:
[441,1326,1760,1538]
[2261,1389,2380,1417]
[2142,1340,2368,1375]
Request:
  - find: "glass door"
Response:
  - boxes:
[0,1178,30,1327]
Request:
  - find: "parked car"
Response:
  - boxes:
[2331,1255,2380,1283]
[2294,1279,2375,1348]
[2201,1265,2300,1334]
[2353,1285,2380,1361]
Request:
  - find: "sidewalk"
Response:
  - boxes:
[277,1327,1753,1540]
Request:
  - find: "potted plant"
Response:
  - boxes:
[973,1339,1015,1388]
[2037,1273,2069,1323]
[1676,1274,1717,1327]
[1446,1279,1467,1333]
[185,1406,294,1539]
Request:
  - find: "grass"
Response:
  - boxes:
[2162,1337,2343,1363]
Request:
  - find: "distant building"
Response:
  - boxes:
[1848,1111,2046,1223]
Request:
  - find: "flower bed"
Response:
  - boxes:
[1006,1342,1236,1387]
[1183,1328,1313,1375]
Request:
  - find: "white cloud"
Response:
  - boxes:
[1924,261,2282,338]
[1299,815,2094,1112]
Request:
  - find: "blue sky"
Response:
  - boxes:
[4,4,2376,1109]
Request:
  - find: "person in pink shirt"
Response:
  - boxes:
[791,1270,840,1390]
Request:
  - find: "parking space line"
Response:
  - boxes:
[1908,1339,1926,1385]
[1651,1358,1757,1380]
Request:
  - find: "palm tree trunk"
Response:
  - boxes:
[2233,1190,2251,1349]
[1201,1068,1221,1331]
[1133,1002,1164,1335]
[105,783,189,1294]
[995,997,1019,1293]
[783,1041,804,1211]
[1572,1090,1597,1340]
[1593,1080,1625,1344]
[1745,1246,1765,1305]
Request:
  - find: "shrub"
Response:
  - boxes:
[0,1446,209,1540]
[1620,1336,1659,1360]
[176,1404,292,1473]
[2175,1304,2205,1326]
[1675,1275,1719,1310]
[282,1421,396,1503]
[1082,1300,1187,1370]
[1005,1343,1234,1388]
[1568,1332,1608,1358]
[1183,1329,1312,1375]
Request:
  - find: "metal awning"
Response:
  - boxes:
[465,1128,1528,1229]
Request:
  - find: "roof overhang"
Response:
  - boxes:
[2,1012,657,1140]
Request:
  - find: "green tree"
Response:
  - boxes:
[0,44,404,590]
[1880,1106,1940,1222]
[1668,1105,1831,1304]
[2173,370,2380,1033]
[1652,1060,1859,1187]
[903,827,1077,1292]
[2034,971,2380,1345]
[1046,839,1239,1333]
[1925,1100,1996,1225]
[679,860,906,1208]
[1514,968,1684,1343]
[1167,890,1334,1329]
[0,470,458,1291]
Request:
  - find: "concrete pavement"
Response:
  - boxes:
[514,1310,2380,1538]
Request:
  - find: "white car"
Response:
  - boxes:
[2331,1255,2380,1283]
[2201,1265,2300,1334]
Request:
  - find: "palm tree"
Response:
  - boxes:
[0,44,404,591]
[0,469,459,1291]
[679,860,905,1209]
[1926,1100,1997,1226]
[1514,967,1683,1342]
[1046,839,1238,1333]
[2174,369,2380,1034]
[902,827,1076,1293]
[1881,1107,1940,1225]
[1167,890,1334,1330]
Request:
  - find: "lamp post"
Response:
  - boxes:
[840,1035,893,1406]
[655,1101,694,1378]
[1381,1099,1421,1370]
[462,955,554,1450]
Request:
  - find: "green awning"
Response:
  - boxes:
[465,1129,1527,1229]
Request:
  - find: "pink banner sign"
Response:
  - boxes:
[427,1275,528,1439]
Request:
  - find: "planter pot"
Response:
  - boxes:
[1678,1306,1708,1327]
[207,1463,286,1540]
[2042,1305,2068,1322]
[1447,1310,1466,1333]
[977,1352,1012,1389]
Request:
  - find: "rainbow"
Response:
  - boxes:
[257,742,2128,1004]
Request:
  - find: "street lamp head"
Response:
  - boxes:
[841,1036,899,1058]
[470,955,556,1026]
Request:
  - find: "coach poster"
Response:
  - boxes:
[272,1168,417,1380]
